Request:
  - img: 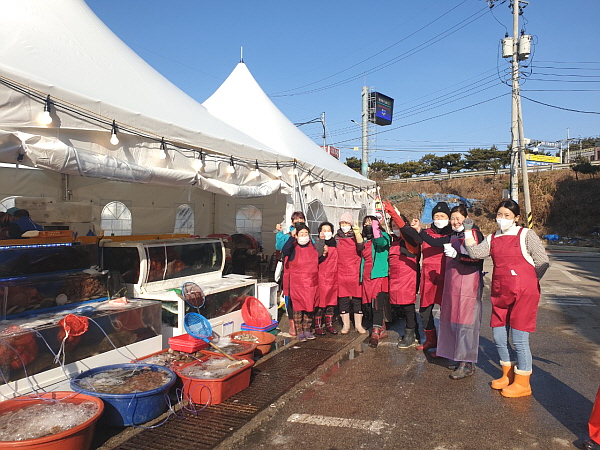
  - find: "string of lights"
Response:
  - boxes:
[0,74,377,196]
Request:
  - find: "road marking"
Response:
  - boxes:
[287,413,388,434]
[541,297,596,306]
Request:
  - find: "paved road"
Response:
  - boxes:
[223,249,600,450]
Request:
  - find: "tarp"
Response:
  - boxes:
[420,193,478,224]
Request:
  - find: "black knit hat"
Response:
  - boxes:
[431,202,451,219]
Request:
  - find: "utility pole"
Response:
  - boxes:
[508,0,521,203]
[361,86,369,177]
[518,96,533,228]
[320,112,326,150]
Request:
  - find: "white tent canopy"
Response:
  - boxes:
[0,0,373,199]
[204,62,372,189]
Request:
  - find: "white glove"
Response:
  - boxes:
[443,244,457,259]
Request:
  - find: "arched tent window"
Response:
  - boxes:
[359,204,368,225]
[306,200,327,237]
[101,201,132,236]
[236,205,262,244]
[174,204,194,235]
[0,196,20,212]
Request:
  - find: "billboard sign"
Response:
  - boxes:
[526,154,560,164]
[369,92,394,126]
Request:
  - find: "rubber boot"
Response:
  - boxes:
[501,368,532,398]
[379,322,388,340]
[302,314,316,340]
[354,313,367,334]
[416,328,437,351]
[340,313,351,334]
[369,326,381,348]
[397,328,417,349]
[449,362,475,380]
[583,440,600,450]
[325,314,338,335]
[314,315,326,335]
[288,319,296,337]
[491,361,516,390]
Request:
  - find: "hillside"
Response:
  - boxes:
[380,169,600,243]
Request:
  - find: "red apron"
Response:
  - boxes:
[436,233,483,362]
[388,239,418,305]
[589,386,600,445]
[336,236,362,298]
[489,228,541,332]
[419,228,446,308]
[284,242,319,312]
[361,240,389,304]
[318,246,339,307]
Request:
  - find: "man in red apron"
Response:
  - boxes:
[584,386,600,449]
[418,202,452,352]
[336,212,366,334]
[464,200,549,398]
[315,222,339,335]
[282,223,319,342]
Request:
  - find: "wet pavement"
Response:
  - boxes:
[98,249,600,450]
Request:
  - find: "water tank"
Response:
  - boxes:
[501,37,513,58]
[518,35,532,60]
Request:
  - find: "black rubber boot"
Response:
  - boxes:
[449,362,475,380]
[397,328,417,349]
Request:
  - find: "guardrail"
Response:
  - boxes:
[382,160,600,183]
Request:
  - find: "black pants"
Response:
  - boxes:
[419,304,435,330]
[372,292,389,328]
[339,296,362,315]
[395,303,417,329]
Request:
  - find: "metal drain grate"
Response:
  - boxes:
[110,335,354,450]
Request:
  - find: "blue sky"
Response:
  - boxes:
[86,0,599,164]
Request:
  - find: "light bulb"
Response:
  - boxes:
[308,172,314,183]
[275,163,282,178]
[159,149,167,159]
[317,180,324,190]
[192,158,204,171]
[110,132,119,146]
[252,168,260,179]
[41,110,52,125]
[159,137,167,159]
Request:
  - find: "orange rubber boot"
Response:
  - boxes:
[491,361,515,390]
[501,368,532,398]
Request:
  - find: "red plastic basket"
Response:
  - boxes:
[176,357,254,405]
[168,334,209,353]
[241,296,271,328]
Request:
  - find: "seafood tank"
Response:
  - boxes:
[100,238,258,344]
[0,240,162,396]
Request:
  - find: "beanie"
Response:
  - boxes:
[339,212,353,225]
[431,202,451,219]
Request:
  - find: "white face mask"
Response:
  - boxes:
[453,225,464,232]
[297,236,310,245]
[392,229,401,237]
[496,218,514,232]
[340,225,351,233]
[433,219,449,229]
[323,231,333,240]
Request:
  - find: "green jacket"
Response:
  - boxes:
[360,231,391,282]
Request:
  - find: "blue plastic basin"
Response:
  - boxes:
[70,363,176,427]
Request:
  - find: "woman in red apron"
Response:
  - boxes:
[385,208,421,349]
[418,202,453,353]
[465,199,549,398]
[282,223,320,342]
[336,212,366,334]
[360,216,391,348]
[584,386,600,449]
[315,222,339,335]
[416,204,484,380]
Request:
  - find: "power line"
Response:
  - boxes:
[520,95,600,114]
[270,4,491,97]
